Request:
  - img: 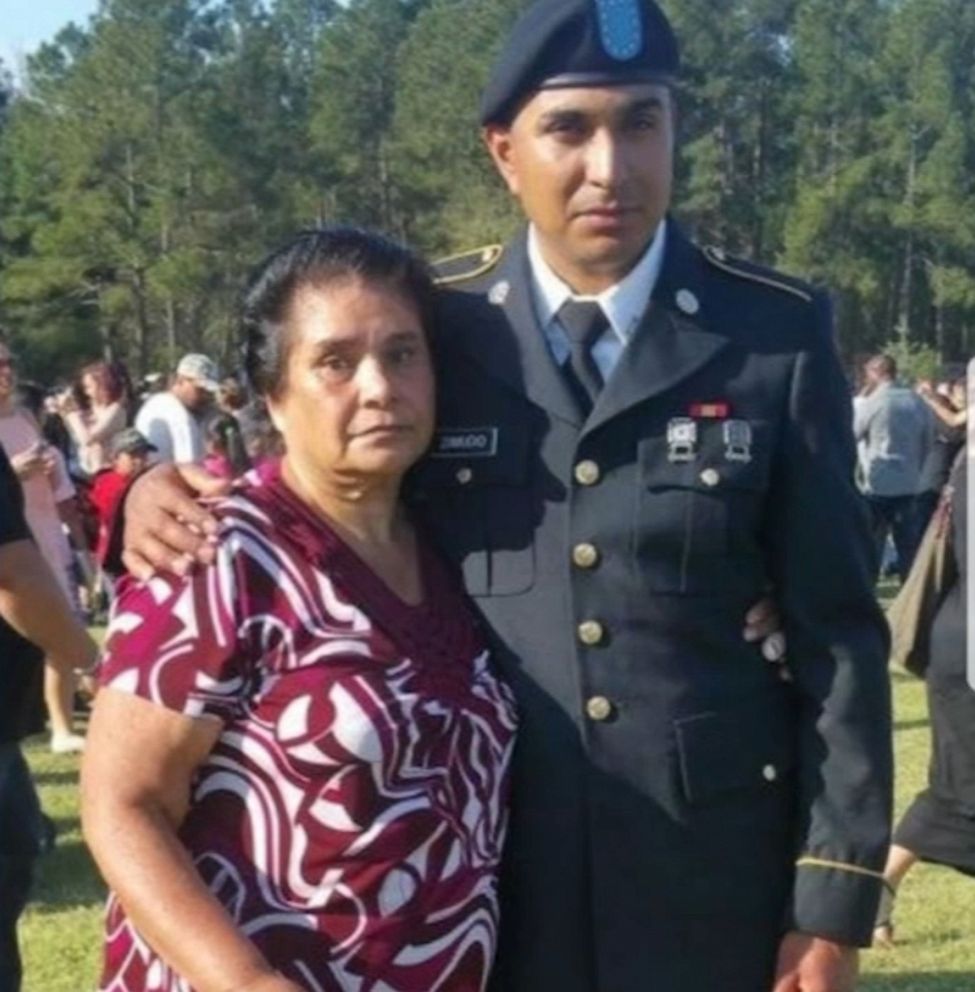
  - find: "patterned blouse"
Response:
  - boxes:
[97,466,517,992]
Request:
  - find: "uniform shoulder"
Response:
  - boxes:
[432,244,504,287]
[701,246,818,306]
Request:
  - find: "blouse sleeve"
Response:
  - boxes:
[99,538,253,723]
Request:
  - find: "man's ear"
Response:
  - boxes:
[482,125,520,197]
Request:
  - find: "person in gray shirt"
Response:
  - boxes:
[853,353,935,580]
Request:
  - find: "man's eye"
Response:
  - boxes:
[630,116,658,132]
[545,120,585,138]
[390,346,417,365]
[321,356,350,372]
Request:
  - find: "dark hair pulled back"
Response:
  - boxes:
[242,227,437,399]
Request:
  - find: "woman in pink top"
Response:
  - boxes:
[82,229,517,992]
[0,340,95,753]
[64,360,127,476]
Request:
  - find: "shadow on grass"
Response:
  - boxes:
[30,838,106,913]
[861,974,975,991]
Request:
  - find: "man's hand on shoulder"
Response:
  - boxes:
[773,932,858,992]
[122,462,230,580]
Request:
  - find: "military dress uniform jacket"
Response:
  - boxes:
[410,224,893,992]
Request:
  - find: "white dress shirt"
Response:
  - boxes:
[527,220,667,383]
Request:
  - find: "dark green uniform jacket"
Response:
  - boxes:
[410,223,892,992]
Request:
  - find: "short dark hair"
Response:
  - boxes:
[242,227,437,399]
[868,353,897,379]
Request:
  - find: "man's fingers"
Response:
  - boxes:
[745,597,774,625]
[743,597,780,642]
[121,548,156,583]
[123,533,191,577]
[176,461,233,504]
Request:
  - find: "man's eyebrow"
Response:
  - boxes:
[537,107,587,127]
[623,96,667,114]
[537,95,667,126]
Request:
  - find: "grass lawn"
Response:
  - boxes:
[19,672,975,991]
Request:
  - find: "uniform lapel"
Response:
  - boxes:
[443,232,584,427]
[584,224,729,435]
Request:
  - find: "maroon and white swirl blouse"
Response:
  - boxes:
[97,468,517,992]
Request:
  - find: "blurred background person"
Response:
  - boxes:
[88,429,157,604]
[63,361,127,477]
[201,413,250,480]
[0,442,99,992]
[915,373,968,534]
[134,353,219,464]
[854,353,935,581]
[874,432,973,946]
[0,339,94,754]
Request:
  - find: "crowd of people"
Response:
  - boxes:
[0,1,972,991]
[853,353,968,582]
[0,342,280,760]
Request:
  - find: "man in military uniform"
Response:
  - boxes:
[120,1,891,989]
[415,1,890,989]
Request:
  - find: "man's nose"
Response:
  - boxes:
[585,129,625,187]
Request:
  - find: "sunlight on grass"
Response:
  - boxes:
[19,671,975,991]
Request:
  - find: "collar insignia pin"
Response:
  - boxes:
[488,280,510,306]
[676,289,700,316]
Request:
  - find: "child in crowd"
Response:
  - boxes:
[202,413,250,480]
[88,429,156,583]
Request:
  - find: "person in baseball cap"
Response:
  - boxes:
[175,353,221,394]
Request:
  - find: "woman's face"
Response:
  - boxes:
[83,368,107,402]
[267,277,435,486]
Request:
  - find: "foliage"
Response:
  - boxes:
[879,337,944,384]
[1,0,974,383]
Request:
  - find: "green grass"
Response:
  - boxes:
[18,674,975,991]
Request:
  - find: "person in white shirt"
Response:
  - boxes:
[134,354,219,464]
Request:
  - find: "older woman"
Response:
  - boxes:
[81,229,517,992]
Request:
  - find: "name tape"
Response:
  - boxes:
[431,427,499,459]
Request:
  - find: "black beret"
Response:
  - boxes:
[480,0,680,126]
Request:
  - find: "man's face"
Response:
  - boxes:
[484,83,675,294]
[174,376,213,412]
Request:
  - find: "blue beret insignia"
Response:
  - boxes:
[595,0,643,61]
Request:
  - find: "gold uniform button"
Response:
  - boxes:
[586,695,614,722]
[572,543,600,569]
[762,764,778,783]
[577,620,605,646]
[574,460,601,486]
[455,467,473,485]
[699,468,720,488]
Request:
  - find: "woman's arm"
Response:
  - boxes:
[65,402,125,445]
[81,689,303,992]
[918,388,968,429]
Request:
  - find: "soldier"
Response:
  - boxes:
[119,1,891,990]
